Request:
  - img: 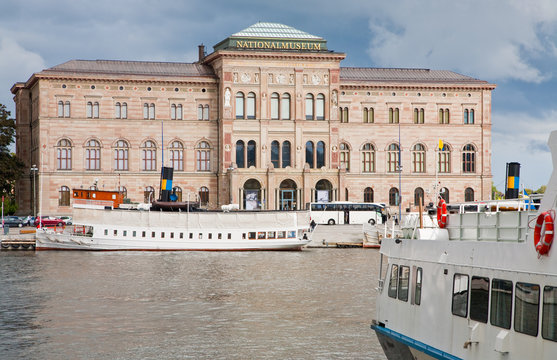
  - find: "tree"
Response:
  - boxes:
[0,103,25,204]
[491,183,503,200]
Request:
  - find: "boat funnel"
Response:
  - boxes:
[159,166,174,202]
[505,162,520,199]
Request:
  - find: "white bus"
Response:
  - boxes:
[308,202,386,225]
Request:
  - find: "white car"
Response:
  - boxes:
[60,216,73,225]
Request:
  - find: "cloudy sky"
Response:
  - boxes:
[1,0,556,191]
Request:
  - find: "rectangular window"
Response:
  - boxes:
[228,233,232,240]
[491,279,513,329]
[452,274,469,317]
[132,231,136,237]
[248,232,256,240]
[470,276,490,323]
[189,233,193,239]
[398,266,410,302]
[388,265,398,299]
[414,267,423,305]
[514,282,540,336]
[104,229,108,236]
[218,233,222,240]
[123,230,127,237]
[142,231,146,238]
[208,233,212,239]
[268,231,276,239]
[152,231,155,238]
[161,232,165,238]
[180,233,183,239]
[198,233,202,239]
[170,232,174,239]
[113,230,118,236]
[543,286,557,341]
[277,231,286,239]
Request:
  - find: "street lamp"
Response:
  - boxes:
[30,164,38,218]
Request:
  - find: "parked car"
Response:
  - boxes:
[34,216,65,227]
[1,216,24,228]
[20,215,35,226]
[60,216,73,225]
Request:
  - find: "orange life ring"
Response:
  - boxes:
[534,211,554,256]
[437,198,448,228]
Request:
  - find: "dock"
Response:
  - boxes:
[1,228,37,250]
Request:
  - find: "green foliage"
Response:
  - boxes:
[2,196,18,215]
[491,183,503,200]
[0,104,25,198]
[535,185,546,194]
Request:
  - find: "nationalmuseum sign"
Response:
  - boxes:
[214,37,328,52]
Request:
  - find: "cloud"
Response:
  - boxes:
[366,0,557,83]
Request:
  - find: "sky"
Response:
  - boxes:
[1,0,556,191]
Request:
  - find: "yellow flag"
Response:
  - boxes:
[438,139,443,150]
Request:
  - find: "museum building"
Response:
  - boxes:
[11,22,495,215]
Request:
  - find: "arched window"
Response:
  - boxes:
[115,102,121,119]
[247,140,256,167]
[363,107,374,123]
[271,140,280,168]
[149,103,155,119]
[176,104,182,120]
[172,186,182,202]
[144,186,155,203]
[271,93,279,120]
[170,141,184,171]
[196,141,211,171]
[440,187,450,203]
[114,140,129,170]
[282,141,291,168]
[198,104,203,120]
[199,186,209,206]
[203,105,209,120]
[171,104,177,120]
[439,108,449,124]
[389,187,399,206]
[389,108,399,124]
[465,187,474,202]
[59,186,70,206]
[87,102,93,118]
[339,143,350,171]
[141,140,157,171]
[438,144,451,173]
[414,187,424,206]
[247,92,256,119]
[387,143,400,173]
[281,93,291,120]
[464,109,475,124]
[462,144,476,173]
[414,108,424,124]
[93,102,99,118]
[236,140,245,168]
[121,102,127,119]
[85,139,101,170]
[144,103,155,119]
[64,101,70,118]
[56,139,72,170]
[340,107,349,123]
[58,101,64,117]
[469,109,474,124]
[316,94,325,120]
[464,109,469,124]
[118,186,127,199]
[316,141,325,168]
[305,94,314,120]
[364,187,374,203]
[362,143,375,172]
[235,92,245,119]
[305,141,314,168]
[412,144,426,173]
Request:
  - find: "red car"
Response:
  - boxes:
[34,216,66,227]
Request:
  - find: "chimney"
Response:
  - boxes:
[198,44,205,62]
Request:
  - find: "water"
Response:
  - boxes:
[0,249,386,359]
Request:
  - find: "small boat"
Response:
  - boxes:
[36,207,312,251]
[371,130,557,359]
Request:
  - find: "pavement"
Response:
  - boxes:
[307,224,364,247]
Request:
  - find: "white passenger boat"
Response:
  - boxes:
[371,131,557,359]
[36,207,312,251]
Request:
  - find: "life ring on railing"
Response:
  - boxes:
[534,211,554,256]
[437,198,448,228]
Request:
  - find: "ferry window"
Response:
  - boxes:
[242,233,246,239]
[132,231,136,237]
[114,230,118,236]
[414,267,423,305]
[104,229,108,236]
[398,266,410,302]
[189,233,193,239]
[258,232,266,239]
[452,274,469,317]
[248,232,256,240]
[470,276,489,323]
[170,232,174,239]
[123,230,127,237]
[388,265,398,299]
[152,232,155,238]
[277,231,286,239]
[490,279,513,329]
[198,233,202,239]
[268,231,276,239]
[161,232,165,238]
[288,231,296,238]
[180,233,183,239]
[514,282,540,336]
[142,231,146,238]
[542,286,557,341]
[228,233,232,240]
[208,233,212,239]
[218,233,222,240]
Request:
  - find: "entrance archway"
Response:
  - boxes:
[243,178,261,210]
[279,179,297,210]
[315,179,333,202]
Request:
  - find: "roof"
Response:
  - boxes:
[340,67,488,84]
[231,22,323,40]
[42,59,215,78]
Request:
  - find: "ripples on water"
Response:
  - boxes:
[0,249,386,359]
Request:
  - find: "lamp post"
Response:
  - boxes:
[30,164,38,218]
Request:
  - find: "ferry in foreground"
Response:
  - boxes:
[36,207,311,251]
[371,130,557,359]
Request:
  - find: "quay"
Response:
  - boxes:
[1,228,36,250]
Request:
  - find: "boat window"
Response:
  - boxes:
[388,265,398,299]
[258,232,266,239]
[161,232,165,238]
[268,231,276,239]
[152,232,155,238]
[208,233,212,239]
[114,230,118,236]
[228,233,232,240]
[189,233,193,239]
[491,279,513,329]
[104,229,108,236]
[452,274,469,318]
[288,231,296,238]
[123,230,127,237]
[542,286,557,341]
[248,232,256,240]
[242,233,246,239]
[170,232,174,239]
[179,233,183,239]
[470,276,489,323]
[132,231,136,237]
[398,266,410,302]
[515,282,540,336]
[198,233,202,239]
[142,231,146,238]
[218,233,222,240]
[414,267,423,305]
[277,231,286,239]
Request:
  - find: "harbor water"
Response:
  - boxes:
[0,248,386,359]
